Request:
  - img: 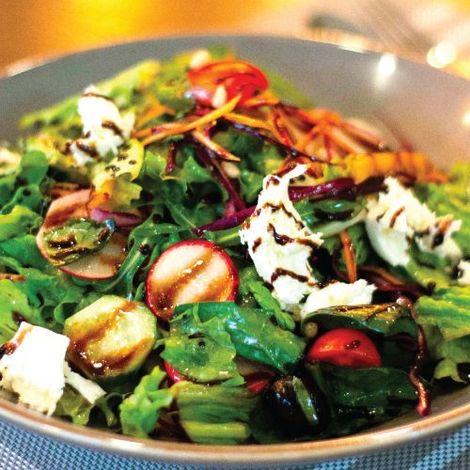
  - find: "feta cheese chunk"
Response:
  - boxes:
[365,177,461,266]
[457,260,470,286]
[239,165,323,310]
[0,323,69,415]
[189,48,211,69]
[301,279,376,319]
[69,85,135,165]
[63,363,106,404]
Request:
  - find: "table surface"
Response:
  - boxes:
[0,1,469,468]
[1,0,469,76]
[0,419,468,469]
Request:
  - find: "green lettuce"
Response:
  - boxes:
[55,386,119,428]
[174,302,305,372]
[416,286,470,381]
[119,367,173,438]
[161,307,242,383]
[172,381,258,445]
[239,267,295,331]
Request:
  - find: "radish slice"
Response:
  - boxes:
[37,189,127,280]
[163,361,185,384]
[89,207,143,229]
[59,233,127,280]
[145,239,239,320]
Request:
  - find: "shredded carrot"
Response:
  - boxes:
[135,102,175,130]
[141,95,241,146]
[340,230,357,283]
[224,112,273,132]
[192,130,240,162]
[360,265,405,285]
[270,105,295,147]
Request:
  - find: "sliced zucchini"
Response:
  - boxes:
[64,295,157,380]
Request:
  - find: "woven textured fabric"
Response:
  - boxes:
[0,420,468,470]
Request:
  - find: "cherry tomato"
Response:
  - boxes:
[244,372,273,395]
[306,328,382,368]
[187,60,269,107]
[163,361,185,384]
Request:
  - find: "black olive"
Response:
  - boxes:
[458,363,470,384]
[264,375,328,438]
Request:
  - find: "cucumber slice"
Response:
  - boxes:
[64,295,157,380]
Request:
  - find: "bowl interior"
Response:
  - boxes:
[0,35,469,466]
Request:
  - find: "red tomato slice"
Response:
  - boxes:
[145,239,239,320]
[245,372,273,395]
[188,60,269,107]
[306,328,382,368]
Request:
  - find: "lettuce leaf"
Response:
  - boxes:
[172,381,258,445]
[119,367,173,438]
[239,267,295,331]
[416,286,470,341]
[162,307,242,383]
[174,302,305,372]
[0,206,41,242]
[55,386,120,428]
[416,286,470,382]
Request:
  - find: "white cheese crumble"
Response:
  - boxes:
[457,260,470,286]
[211,85,228,108]
[0,147,21,174]
[240,164,377,316]
[63,363,105,404]
[301,280,376,319]
[69,85,135,165]
[240,165,323,310]
[189,48,212,69]
[0,323,69,415]
[0,323,106,415]
[365,177,462,267]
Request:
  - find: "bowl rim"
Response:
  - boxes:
[0,33,469,466]
[0,393,469,466]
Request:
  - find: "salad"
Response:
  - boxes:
[0,46,468,445]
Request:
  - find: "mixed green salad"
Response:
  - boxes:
[0,46,469,445]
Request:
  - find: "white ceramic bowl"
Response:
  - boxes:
[0,35,469,468]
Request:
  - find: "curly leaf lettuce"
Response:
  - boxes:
[119,367,173,438]
[172,381,258,445]
[162,307,242,383]
[416,286,470,382]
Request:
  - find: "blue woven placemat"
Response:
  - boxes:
[0,419,468,470]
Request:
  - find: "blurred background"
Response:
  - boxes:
[1,0,469,78]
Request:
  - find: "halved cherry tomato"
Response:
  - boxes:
[306,328,382,368]
[187,60,269,107]
[145,239,239,321]
[245,372,273,395]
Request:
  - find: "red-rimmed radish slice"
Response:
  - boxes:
[89,207,143,229]
[164,361,185,384]
[59,232,127,280]
[145,239,239,320]
[37,189,91,260]
[37,189,127,280]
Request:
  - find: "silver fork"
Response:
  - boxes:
[352,0,433,60]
